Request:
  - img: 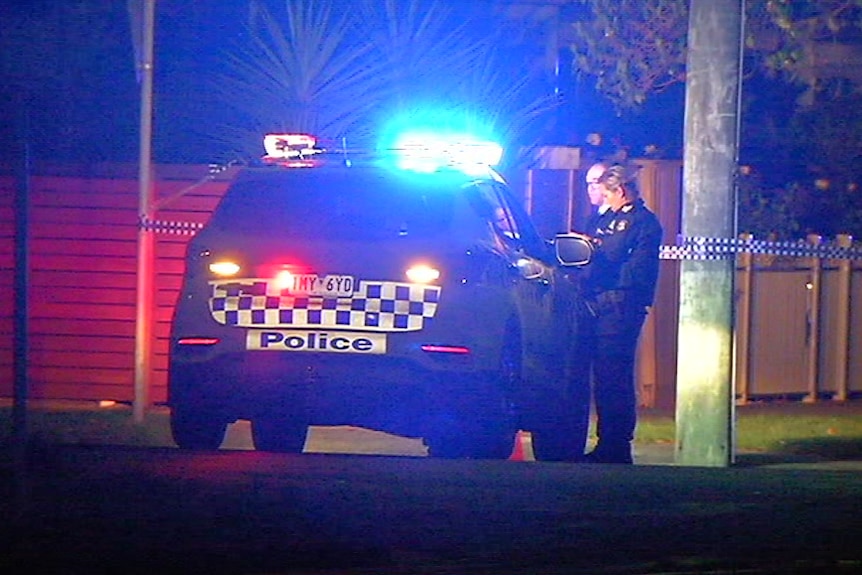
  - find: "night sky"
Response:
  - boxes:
[0,0,810,176]
[0,0,697,167]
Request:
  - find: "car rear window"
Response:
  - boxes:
[210,168,467,240]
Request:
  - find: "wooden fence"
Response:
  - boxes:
[1,161,860,408]
[0,164,234,403]
[735,235,862,404]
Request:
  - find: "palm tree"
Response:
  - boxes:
[210,0,382,159]
[209,0,560,163]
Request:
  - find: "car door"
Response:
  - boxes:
[474,182,564,370]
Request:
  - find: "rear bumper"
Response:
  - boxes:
[168,348,490,436]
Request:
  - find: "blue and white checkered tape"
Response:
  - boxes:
[139,217,204,235]
[660,236,862,261]
[209,279,441,332]
[140,217,862,261]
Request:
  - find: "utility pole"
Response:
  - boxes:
[133,0,156,423]
[13,88,32,519]
[675,0,745,467]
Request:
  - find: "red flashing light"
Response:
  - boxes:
[420,344,471,355]
[178,337,220,346]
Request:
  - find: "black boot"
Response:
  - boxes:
[584,442,633,464]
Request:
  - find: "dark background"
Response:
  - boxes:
[0,0,690,165]
[3,0,855,238]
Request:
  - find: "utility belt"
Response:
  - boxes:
[583,289,647,319]
[593,290,627,306]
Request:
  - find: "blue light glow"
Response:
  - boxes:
[377,107,504,174]
[391,131,503,173]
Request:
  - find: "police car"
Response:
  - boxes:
[168,131,593,459]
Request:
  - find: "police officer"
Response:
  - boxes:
[582,161,611,232]
[581,164,663,464]
[585,162,609,214]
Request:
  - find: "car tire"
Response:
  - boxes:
[529,390,590,462]
[425,329,520,460]
[170,404,228,450]
[424,408,515,460]
[251,415,308,453]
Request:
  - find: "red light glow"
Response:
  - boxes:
[178,337,220,346]
[274,270,295,291]
[420,344,470,354]
[406,264,441,284]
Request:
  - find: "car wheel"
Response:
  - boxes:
[170,404,228,450]
[252,415,307,453]
[424,409,516,460]
[425,330,520,460]
[530,390,590,462]
[471,416,519,459]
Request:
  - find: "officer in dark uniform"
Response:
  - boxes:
[580,164,663,464]
[584,161,610,228]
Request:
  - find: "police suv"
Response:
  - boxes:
[169,132,593,460]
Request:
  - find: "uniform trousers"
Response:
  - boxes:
[583,292,648,448]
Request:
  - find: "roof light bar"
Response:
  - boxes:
[263,133,322,161]
[393,132,503,173]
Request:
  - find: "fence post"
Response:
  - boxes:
[804,234,823,403]
[735,233,754,404]
[833,234,853,401]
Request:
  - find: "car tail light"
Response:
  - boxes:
[274,270,295,291]
[406,264,440,284]
[420,344,470,355]
[177,337,220,346]
[208,261,241,277]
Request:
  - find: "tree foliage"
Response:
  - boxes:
[570,0,688,109]
[211,0,561,164]
[211,1,381,159]
[570,0,862,111]
[570,0,862,238]
[737,83,862,238]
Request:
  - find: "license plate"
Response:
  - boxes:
[286,274,355,296]
[247,330,387,354]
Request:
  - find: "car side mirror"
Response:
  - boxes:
[555,233,594,266]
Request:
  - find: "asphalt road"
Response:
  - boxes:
[2,441,862,575]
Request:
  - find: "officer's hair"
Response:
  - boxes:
[600,164,640,200]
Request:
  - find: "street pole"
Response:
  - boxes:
[675,0,745,467]
[133,0,155,423]
[13,90,32,518]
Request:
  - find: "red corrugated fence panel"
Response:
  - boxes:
[0,167,229,403]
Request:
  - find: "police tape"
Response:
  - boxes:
[139,217,204,235]
[660,236,862,261]
[135,220,862,261]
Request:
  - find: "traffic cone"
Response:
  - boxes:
[509,430,534,461]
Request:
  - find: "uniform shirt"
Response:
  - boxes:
[585,198,663,308]
[584,203,612,234]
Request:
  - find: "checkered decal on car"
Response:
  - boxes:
[209,279,441,331]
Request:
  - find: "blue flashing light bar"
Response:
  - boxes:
[391,132,503,173]
[260,131,504,173]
